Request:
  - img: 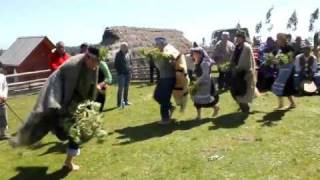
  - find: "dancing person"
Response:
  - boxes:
[190,47,219,120]
[230,30,256,113]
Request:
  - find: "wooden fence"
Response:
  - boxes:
[6,58,154,95]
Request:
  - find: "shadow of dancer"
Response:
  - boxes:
[114,118,212,145]
[9,166,71,180]
[209,112,249,130]
[257,109,290,127]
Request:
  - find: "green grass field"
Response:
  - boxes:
[0,84,320,180]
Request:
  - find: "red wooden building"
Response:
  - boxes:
[0,36,55,82]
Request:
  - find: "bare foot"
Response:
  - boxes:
[64,163,80,171]
[275,106,287,110]
[288,104,296,109]
[212,106,220,117]
[158,119,171,125]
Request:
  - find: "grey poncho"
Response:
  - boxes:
[11,54,98,147]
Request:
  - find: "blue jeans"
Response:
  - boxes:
[117,74,131,106]
[154,78,175,120]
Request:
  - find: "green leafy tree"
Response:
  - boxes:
[265,6,274,24]
[287,10,298,31]
[255,21,263,34]
[309,8,319,32]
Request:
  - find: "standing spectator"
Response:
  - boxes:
[0,69,8,140]
[257,37,278,91]
[292,36,304,56]
[213,32,235,91]
[230,30,256,113]
[96,61,112,112]
[294,44,317,93]
[114,42,132,108]
[49,41,69,72]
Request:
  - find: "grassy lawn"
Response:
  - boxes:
[0,83,320,180]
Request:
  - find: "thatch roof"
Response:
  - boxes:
[101,26,192,56]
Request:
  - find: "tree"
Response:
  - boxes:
[287,10,298,31]
[265,6,274,24]
[236,22,241,29]
[309,8,319,32]
[255,21,262,34]
[202,37,206,47]
[267,24,274,32]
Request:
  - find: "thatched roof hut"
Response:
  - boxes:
[101,26,192,57]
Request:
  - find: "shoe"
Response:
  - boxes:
[124,102,132,106]
[158,120,171,125]
[288,104,296,109]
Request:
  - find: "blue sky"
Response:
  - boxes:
[0,0,319,49]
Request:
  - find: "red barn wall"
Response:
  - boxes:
[17,42,52,81]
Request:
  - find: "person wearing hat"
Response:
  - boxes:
[80,43,89,53]
[292,36,304,57]
[79,43,113,112]
[191,47,219,120]
[10,46,102,170]
[271,33,296,109]
[213,31,235,91]
[229,30,256,113]
[294,44,318,94]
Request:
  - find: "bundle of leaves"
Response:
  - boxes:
[189,84,198,97]
[64,101,107,144]
[219,61,231,72]
[139,48,173,61]
[263,53,275,66]
[275,53,293,65]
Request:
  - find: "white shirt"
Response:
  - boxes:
[0,74,8,99]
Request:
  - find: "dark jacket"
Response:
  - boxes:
[114,50,131,75]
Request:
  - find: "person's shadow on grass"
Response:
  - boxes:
[209,112,248,130]
[114,118,212,145]
[102,106,118,112]
[9,166,71,180]
[39,142,67,156]
[257,109,290,127]
[28,141,67,156]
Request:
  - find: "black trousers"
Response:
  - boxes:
[96,91,106,112]
[150,65,160,83]
[218,70,231,90]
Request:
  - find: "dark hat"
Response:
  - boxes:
[154,37,168,46]
[235,30,246,38]
[87,46,100,59]
[190,47,203,53]
[80,43,89,49]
